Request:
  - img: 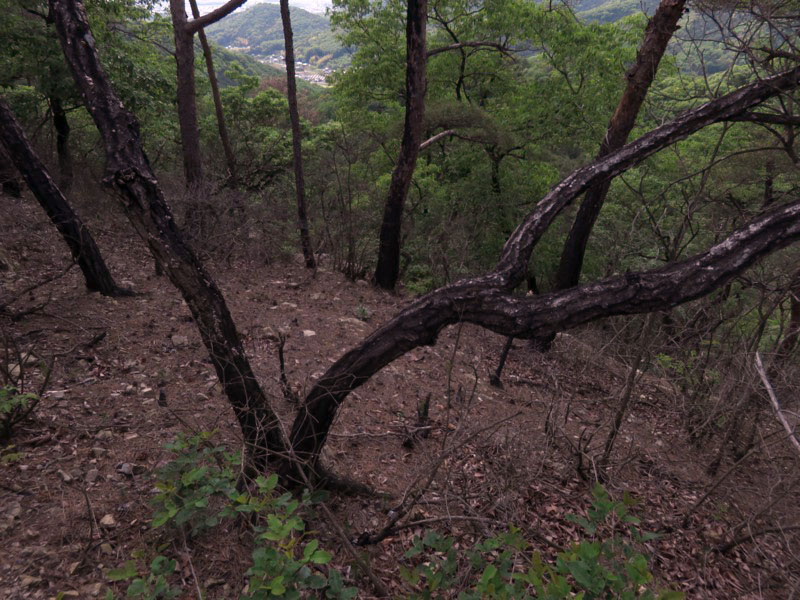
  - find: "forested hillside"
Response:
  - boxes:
[1,0,799,597]
[206,2,351,69]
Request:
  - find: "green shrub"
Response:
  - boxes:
[401,484,682,599]
[107,431,357,599]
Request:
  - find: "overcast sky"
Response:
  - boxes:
[194,0,331,15]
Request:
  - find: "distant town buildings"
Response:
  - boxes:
[225,46,334,86]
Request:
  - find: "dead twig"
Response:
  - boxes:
[755,351,800,459]
[355,411,521,546]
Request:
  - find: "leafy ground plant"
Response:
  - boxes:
[401,484,683,599]
[106,431,357,599]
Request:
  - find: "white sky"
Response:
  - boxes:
[194,0,331,15]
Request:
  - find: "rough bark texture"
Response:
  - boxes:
[373,0,427,290]
[280,0,316,268]
[0,97,124,296]
[170,0,203,187]
[50,0,286,473]
[514,0,689,354]
[170,0,245,188]
[286,65,800,468]
[188,0,237,186]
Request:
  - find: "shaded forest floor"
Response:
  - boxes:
[1,190,798,599]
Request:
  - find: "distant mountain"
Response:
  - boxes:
[205,3,350,70]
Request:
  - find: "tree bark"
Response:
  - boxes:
[285,65,800,471]
[169,0,203,187]
[187,0,237,186]
[0,97,126,296]
[279,0,316,268]
[50,0,287,474]
[373,0,427,290]
[50,96,74,193]
[169,0,246,189]
[527,0,688,352]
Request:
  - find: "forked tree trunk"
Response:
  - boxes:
[279,0,315,268]
[50,0,287,474]
[187,0,237,186]
[285,66,800,473]
[373,0,427,290]
[169,0,246,189]
[0,97,125,297]
[169,0,203,188]
[530,0,687,352]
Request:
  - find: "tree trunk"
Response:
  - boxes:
[50,96,74,193]
[285,65,800,473]
[531,0,687,351]
[280,0,316,268]
[373,0,427,290]
[0,97,126,296]
[187,0,237,186]
[50,0,287,475]
[170,0,203,187]
[0,144,21,198]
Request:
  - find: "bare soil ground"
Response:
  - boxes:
[1,191,798,598]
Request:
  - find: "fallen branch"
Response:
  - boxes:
[755,351,800,459]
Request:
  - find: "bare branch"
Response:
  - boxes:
[185,0,247,35]
[755,351,800,459]
[427,41,509,58]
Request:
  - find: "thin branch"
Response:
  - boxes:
[755,351,800,459]
[427,41,509,58]
[185,0,247,34]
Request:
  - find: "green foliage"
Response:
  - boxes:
[401,485,682,599]
[105,556,180,600]
[206,3,350,70]
[108,432,356,599]
[0,385,39,442]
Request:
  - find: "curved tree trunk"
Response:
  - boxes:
[280,0,315,268]
[373,0,427,290]
[285,65,800,472]
[528,0,687,353]
[50,0,287,475]
[0,97,125,296]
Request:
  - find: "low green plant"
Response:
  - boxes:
[0,385,39,442]
[108,431,357,599]
[401,484,682,599]
[105,555,180,600]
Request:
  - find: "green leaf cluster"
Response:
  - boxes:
[400,485,682,599]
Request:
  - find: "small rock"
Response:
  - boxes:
[58,469,73,483]
[99,514,116,528]
[22,352,39,366]
[100,543,113,555]
[171,334,189,347]
[116,463,134,477]
[50,390,66,400]
[82,582,103,597]
[21,575,42,586]
[95,430,113,441]
[310,293,321,301]
[302,330,316,337]
[338,317,366,327]
[91,447,108,457]
[85,468,99,483]
[355,279,368,287]
[122,384,135,396]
